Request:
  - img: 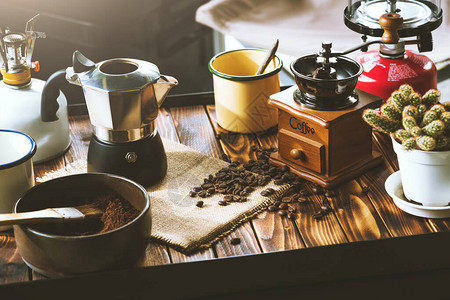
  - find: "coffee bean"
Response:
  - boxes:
[207,187,215,194]
[313,211,323,219]
[296,196,307,203]
[201,183,214,190]
[278,210,287,216]
[189,191,197,197]
[288,206,296,213]
[198,191,207,198]
[243,186,254,193]
[263,175,271,182]
[196,201,204,208]
[288,212,297,220]
[221,153,230,162]
[268,205,279,212]
[281,196,292,203]
[230,161,240,167]
[261,164,269,171]
[193,187,202,192]
[261,188,275,196]
[231,237,241,245]
[274,179,284,185]
[218,200,228,206]
[224,195,233,201]
[279,203,288,210]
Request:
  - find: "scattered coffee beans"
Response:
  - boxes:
[189,146,332,222]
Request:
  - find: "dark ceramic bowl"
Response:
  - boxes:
[13,173,150,278]
[290,55,363,110]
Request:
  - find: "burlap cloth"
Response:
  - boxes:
[37,139,288,254]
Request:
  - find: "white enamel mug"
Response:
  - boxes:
[0,130,36,231]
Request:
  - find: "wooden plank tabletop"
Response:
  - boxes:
[1,95,450,297]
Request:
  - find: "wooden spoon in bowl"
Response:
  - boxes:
[0,203,103,227]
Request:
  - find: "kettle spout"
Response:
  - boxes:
[155,75,178,107]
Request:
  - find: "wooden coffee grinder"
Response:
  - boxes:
[268,41,384,188]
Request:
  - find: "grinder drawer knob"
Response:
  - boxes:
[290,148,305,161]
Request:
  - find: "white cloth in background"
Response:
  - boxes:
[196,0,450,63]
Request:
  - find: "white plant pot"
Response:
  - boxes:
[392,137,450,207]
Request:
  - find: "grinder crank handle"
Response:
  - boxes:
[323,13,402,58]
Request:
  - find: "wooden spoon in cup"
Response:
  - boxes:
[255,39,279,75]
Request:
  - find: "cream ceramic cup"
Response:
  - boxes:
[209,49,282,133]
[0,130,36,231]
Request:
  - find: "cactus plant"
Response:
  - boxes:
[362,85,450,151]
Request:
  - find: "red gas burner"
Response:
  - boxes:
[356,49,437,100]
[344,0,442,101]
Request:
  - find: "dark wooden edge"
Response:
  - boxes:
[2,231,450,299]
[67,86,292,116]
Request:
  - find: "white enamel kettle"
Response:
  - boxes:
[0,15,70,163]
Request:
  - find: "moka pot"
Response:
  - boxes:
[65,51,177,186]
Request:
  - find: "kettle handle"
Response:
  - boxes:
[41,69,66,122]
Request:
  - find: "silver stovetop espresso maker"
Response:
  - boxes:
[45,51,178,186]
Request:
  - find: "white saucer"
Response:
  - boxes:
[385,171,450,219]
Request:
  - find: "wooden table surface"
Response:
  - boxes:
[1,94,450,298]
